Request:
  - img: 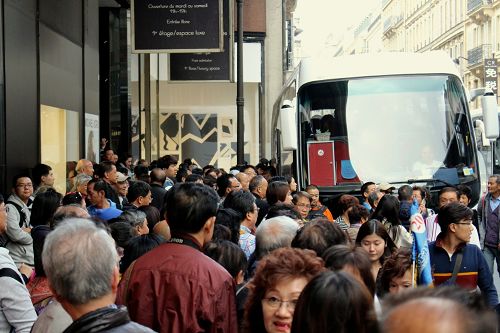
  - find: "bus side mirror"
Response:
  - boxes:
[279,101,297,151]
[474,119,490,147]
[481,93,499,140]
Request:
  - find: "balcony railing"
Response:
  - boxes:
[467,44,492,66]
[468,0,492,13]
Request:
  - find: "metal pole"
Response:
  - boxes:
[236,0,244,165]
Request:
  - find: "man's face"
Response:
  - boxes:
[14,177,33,201]
[439,191,458,208]
[227,178,241,194]
[83,161,94,176]
[104,150,114,161]
[115,180,129,197]
[237,173,250,191]
[257,179,268,199]
[307,188,320,207]
[105,165,118,184]
[87,183,101,205]
[165,164,178,178]
[488,177,500,195]
[41,170,55,186]
[364,184,376,199]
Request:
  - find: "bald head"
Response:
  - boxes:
[150,168,166,185]
[383,298,472,333]
[236,172,250,191]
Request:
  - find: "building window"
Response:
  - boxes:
[40,105,80,193]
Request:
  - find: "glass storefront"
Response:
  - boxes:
[40,105,79,193]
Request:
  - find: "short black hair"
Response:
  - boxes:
[165,183,219,234]
[12,173,32,189]
[97,161,116,178]
[361,182,375,196]
[157,155,178,169]
[204,240,247,279]
[120,233,165,274]
[457,184,472,201]
[186,174,203,183]
[216,208,242,244]
[127,180,152,203]
[398,185,413,201]
[32,163,52,186]
[223,190,255,218]
[216,174,236,197]
[437,202,473,233]
[291,219,349,257]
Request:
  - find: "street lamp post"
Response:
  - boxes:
[236,0,244,165]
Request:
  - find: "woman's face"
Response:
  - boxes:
[289,178,297,192]
[294,196,311,219]
[77,181,89,196]
[282,191,293,205]
[262,277,308,333]
[360,233,386,263]
[389,269,412,294]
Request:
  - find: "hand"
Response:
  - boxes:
[22,227,31,233]
[19,263,33,277]
[100,138,109,149]
[497,243,500,250]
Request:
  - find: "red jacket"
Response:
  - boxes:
[116,237,238,333]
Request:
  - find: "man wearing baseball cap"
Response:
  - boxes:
[378,182,395,195]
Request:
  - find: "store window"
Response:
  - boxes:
[40,105,80,193]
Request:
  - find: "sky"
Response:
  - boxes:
[294,0,381,57]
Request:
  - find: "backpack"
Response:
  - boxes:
[0,267,23,284]
[0,201,29,246]
[6,200,28,228]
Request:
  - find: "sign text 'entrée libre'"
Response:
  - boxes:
[132,0,223,53]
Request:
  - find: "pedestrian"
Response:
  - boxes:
[291,271,379,333]
[428,202,498,308]
[356,219,397,281]
[378,249,413,297]
[116,183,239,332]
[0,192,37,332]
[371,195,413,248]
[478,175,500,278]
[305,184,334,221]
[5,174,34,266]
[41,218,154,332]
[243,247,324,333]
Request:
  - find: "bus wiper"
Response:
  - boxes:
[406,178,456,187]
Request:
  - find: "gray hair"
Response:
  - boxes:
[368,190,381,207]
[120,210,147,229]
[249,175,265,192]
[490,174,500,184]
[255,216,299,259]
[42,218,118,305]
[71,173,92,192]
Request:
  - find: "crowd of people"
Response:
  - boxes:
[1,147,500,332]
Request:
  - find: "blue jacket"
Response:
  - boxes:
[429,234,498,307]
[87,200,123,221]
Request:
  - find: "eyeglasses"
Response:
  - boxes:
[16,183,33,188]
[262,297,298,311]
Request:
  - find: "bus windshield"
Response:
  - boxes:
[298,74,477,186]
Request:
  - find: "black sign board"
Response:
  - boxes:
[131,0,223,53]
[484,58,498,95]
[169,0,232,81]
